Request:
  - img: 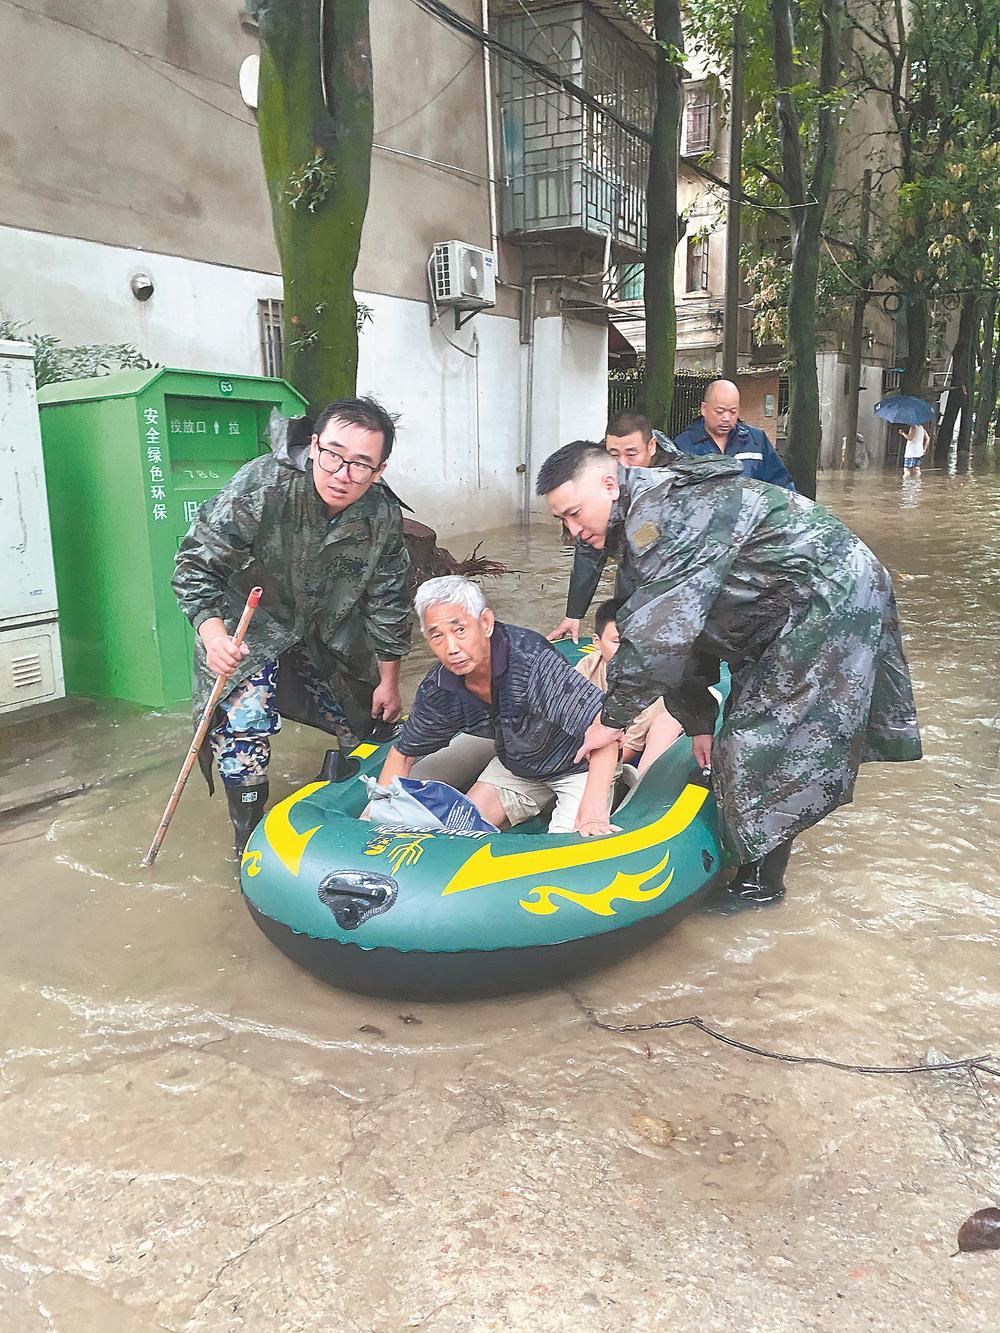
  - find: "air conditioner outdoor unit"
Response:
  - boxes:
[431,241,496,311]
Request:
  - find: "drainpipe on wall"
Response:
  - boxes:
[481,1,500,270]
[520,264,610,525]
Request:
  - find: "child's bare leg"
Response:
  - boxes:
[636,710,686,776]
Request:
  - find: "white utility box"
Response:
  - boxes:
[0,340,65,713]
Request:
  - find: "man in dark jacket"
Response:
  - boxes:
[375,576,620,837]
[547,410,677,643]
[674,379,795,490]
[173,396,412,857]
[536,441,922,904]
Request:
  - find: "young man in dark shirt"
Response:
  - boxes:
[547,410,677,644]
[374,576,620,837]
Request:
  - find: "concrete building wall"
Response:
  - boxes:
[0,1,273,273]
[0,226,283,375]
[0,223,608,537]
[0,0,509,306]
[0,0,618,535]
[816,353,891,469]
[733,372,781,439]
[524,314,610,521]
[355,290,529,534]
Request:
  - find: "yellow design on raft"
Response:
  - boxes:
[441,784,707,896]
[519,852,673,917]
[264,781,327,876]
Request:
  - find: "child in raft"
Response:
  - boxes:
[575,598,685,776]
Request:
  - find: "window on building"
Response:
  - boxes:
[685,88,712,154]
[686,235,709,292]
[258,298,284,378]
[619,263,644,301]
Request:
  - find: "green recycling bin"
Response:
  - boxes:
[37,368,306,708]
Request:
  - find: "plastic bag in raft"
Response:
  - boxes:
[363,776,498,834]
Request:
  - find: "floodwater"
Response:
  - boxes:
[1,460,998,1331]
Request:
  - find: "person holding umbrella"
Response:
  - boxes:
[873,393,935,475]
[900,423,928,475]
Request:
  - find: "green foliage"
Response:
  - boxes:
[843,0,1000,404]
[847,4,1000,278]
[0,317,152,388]
[285,150,338,213]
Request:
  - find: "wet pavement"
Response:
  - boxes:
[1,460,998,1331]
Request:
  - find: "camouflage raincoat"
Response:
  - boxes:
[601,455,922,861]
[172,452,412,740]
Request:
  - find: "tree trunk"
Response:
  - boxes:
[935,293,976,459]
[971,292,998,451]
[642,0,685,427]
[769,0,844,499]
[255,0,373,413]
[900,295,928,398]
[784,216,824,495]
[956,299,977,457]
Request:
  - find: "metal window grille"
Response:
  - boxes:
[778,375,790,414]
[686,235,709,292]
[497,3,654,255]
[685,89,712,154]
[258,298,284,378]
[607,371,713,436]
[620,262,644,301]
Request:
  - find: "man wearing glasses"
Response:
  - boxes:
[173,397,412,858]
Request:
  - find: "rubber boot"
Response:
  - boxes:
[226,781,268,861]
[730,838,794,904]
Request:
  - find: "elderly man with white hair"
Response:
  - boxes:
[374,577,621,837]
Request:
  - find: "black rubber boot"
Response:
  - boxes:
[226,781,268,861]
[730,838,794,904]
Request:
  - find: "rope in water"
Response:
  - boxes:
[570,994,1000,1080]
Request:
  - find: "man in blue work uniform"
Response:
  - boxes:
[674,379,795,490]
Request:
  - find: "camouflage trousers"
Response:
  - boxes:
[209,646,352,788]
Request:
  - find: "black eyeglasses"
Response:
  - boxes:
[314,446,380,483]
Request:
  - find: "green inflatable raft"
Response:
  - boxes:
[240,641,728,998]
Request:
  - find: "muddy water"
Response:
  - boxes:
[1,463,998,1331]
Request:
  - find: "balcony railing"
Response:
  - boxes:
[496,2,654,256]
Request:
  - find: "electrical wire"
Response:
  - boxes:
[425,253,480,359]
[375,50,479,136]
[511,0,573,70]
[408,0,823,216]
[411,0,656,149]
[0,0,257,110]
[133,55,257,128]
[374,142,490,184]
[570,993,1000,1081]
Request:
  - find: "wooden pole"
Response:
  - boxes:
[141,587,263,867]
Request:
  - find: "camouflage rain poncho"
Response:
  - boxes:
[601,455,922,861]
[172,452,412,739]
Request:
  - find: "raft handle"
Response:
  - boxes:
[318,869,398,931]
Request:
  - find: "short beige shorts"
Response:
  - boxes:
[477,756,615,833]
